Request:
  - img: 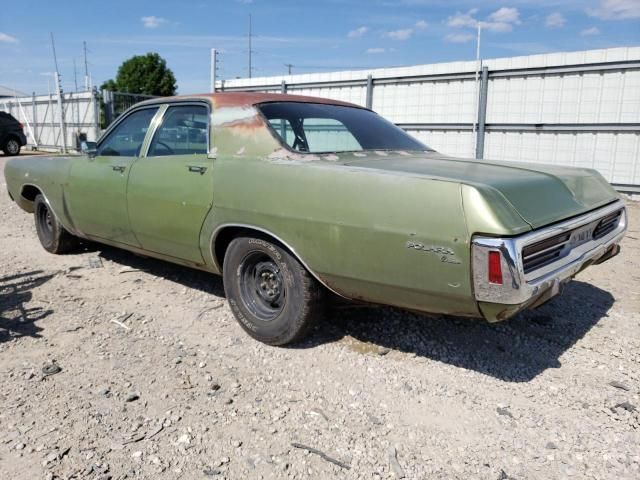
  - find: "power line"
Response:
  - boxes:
[279,63,385,72]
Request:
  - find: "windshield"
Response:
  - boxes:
[258,102,430,154]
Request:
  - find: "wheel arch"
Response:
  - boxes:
[16,183,48,214]
[211,224,348,299]
[20,184,42,202]
[3,133,21,144]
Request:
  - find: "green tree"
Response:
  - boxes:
[100,53,177,96]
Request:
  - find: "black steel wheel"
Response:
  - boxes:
[223,235,324,345]
[238,253,287,321]
[33,194,78,254]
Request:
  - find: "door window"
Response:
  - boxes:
[148,105,209,157]
[97,107,158,157]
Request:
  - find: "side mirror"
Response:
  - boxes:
[81,141,97,157]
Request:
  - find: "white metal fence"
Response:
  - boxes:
[0,90,100,152]
[221,47,640,192]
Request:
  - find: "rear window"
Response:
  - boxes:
[259,102,429,154]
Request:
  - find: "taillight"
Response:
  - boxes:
[18,122,24,130]
[488,251,503,284]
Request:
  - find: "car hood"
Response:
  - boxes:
[340,151,620,229]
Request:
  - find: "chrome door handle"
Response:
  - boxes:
[187,165,207,175]
[112,165,126,173]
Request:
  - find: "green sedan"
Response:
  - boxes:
[4,93,627,345]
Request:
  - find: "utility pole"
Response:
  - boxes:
[210,48,219,92]
[83,41,90,91]
[284,63,293,75]
[473,23,482,159]
[50,32,67,154]
[73,58,78,92]
[248,14,253,78]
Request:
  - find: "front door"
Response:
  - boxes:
[127,104,214,263]
[66,106,159,245]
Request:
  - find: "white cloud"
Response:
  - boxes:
[348,26,369,38]
[580,26,601,35]
[0,32,18,43]
[545,12,566,27]
[444,32,475,43]
[447,10,478,29]
[481,20,514,33]
[588,0,640,20]
[488,7,520,24]
[415,19,428,29]
[141,16,168,29]
[385,28,413,40]
[447,8,521,33]
[366,47,386,54]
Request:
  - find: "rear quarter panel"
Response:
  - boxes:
[205,156,480,317]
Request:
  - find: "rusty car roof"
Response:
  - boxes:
[138,92,365,109]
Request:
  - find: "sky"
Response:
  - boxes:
[1,0,639,95]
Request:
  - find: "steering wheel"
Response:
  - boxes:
[155,141,175,155]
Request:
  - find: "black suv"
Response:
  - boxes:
[0,112,27,156]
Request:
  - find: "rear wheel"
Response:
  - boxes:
[223,236,324,345]
[34,194,78,254]
[3,137,21,156]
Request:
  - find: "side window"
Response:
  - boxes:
[148,105,208,157]
[302,118,361,152]
[97,107,158,157]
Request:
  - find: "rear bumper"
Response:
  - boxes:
[471,200,626,321]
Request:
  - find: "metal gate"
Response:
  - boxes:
[0,90,160,152]
[0,90,100,152]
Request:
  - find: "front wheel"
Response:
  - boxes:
[34,194,79,254]
[223,236,324,346]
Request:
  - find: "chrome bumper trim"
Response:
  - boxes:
[472,200,627,305]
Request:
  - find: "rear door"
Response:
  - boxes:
[66,106,159,245]
[126,103,214,263]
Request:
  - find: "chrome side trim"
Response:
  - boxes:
[210,223,349,299]
[472,200,627,305]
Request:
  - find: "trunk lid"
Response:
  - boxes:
[341,152,620,229]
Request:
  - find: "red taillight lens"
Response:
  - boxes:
[18,122,24,130]
[488,251,503,284]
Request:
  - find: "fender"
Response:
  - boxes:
[210,223,349,299]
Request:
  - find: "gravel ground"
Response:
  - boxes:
[1,154,639,480]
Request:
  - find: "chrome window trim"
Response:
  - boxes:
[472,200,627,305]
